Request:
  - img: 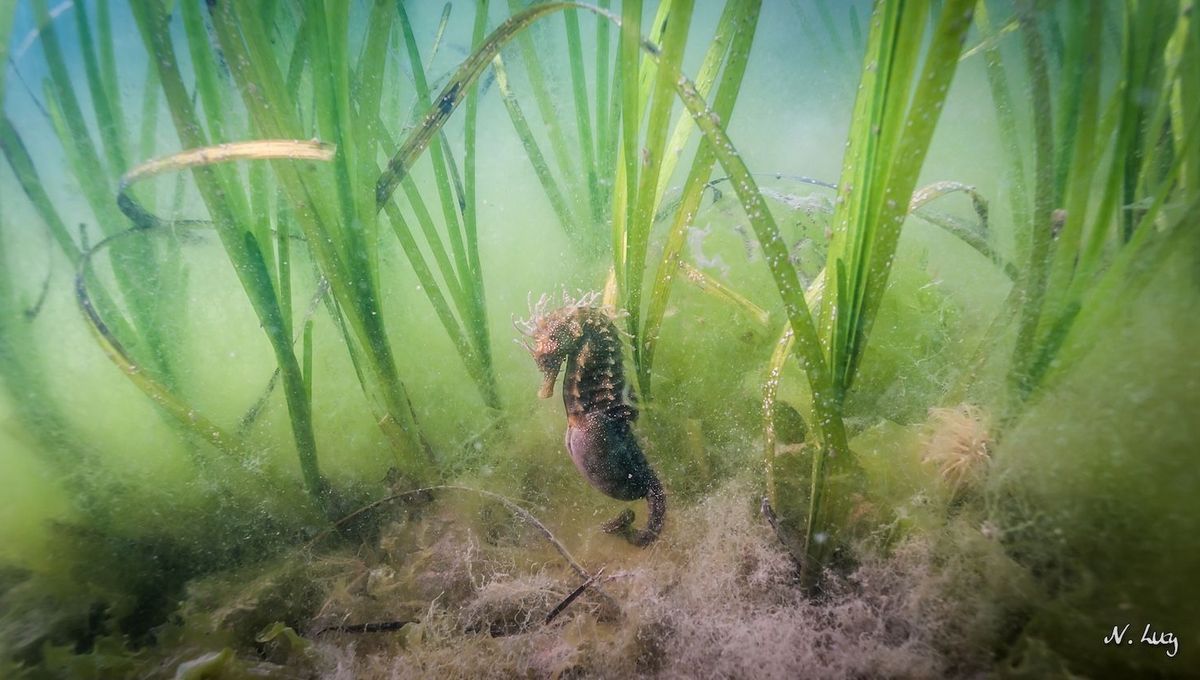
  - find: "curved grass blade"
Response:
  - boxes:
[372,1,844,463]
[100,140,338,482]
[203,0,432,474]
[623,0,695,371]
[396,1,471,299]
[678,262,769,327]
[33,0,177,383]
[639,0,760,394]
[505,0,583,218]
[493,54,577,233]
[1007,0,1056,401]
[75,225,239,458]
[376,2,616,208]
[136,0,342,499]
[762,271,825,510]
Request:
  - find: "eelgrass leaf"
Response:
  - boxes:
[613,0,643,280]
[651,0,743,209]
[30,4,131,231]
[793,0,974,575]
[209,0,432,472]
[0,116,81,264]
[785,0,834,74]
[35,0,178,384]
[813,0,850,68]
[0,115,139,346]
[1050,0,1087,206]
[506,0,583,221]
[1033,99,1200,395]
[241,228,324,501]
[382,198,486,394]
[493,54,578,234]
[1037,4,1102,346]
[974,0,1030,247]
[848,5,864,52]
[821,0,974,396]
[75,226,239,458]
[277,192,294,340]
[33,0,119,229]
[95,0,126,161]
[761,271,825,512]
[132,0,346,500]
[464,0,490,287]
[595,0,613,205]
[565,7,602,225]
[71,0,125,177]
[625,0,694,373]
[674,76,852,582]
[136,60,160,164]
[353,0,396,301]
[0,0,15,109]
[376,2,605,207]
[639,0,760,395]
[1171,1,1200,189]
[1008,0,1056,400]
[393,2,496,405]
[397,1,472,299]
[677,261,769,328]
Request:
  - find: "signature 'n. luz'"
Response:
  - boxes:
[1103,624,1179,658]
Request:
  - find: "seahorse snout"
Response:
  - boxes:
[538,374,557,399]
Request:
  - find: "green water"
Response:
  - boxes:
[1,1,1197,677]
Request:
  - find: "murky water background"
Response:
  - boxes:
[1,1,1196,677]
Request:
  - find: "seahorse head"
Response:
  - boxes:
[516,290,602,398]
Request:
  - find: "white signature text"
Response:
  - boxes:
[1104,624,1178,658]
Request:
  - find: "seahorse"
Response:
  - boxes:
[518,292,666,547]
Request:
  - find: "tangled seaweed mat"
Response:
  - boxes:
[131,478,1038,679]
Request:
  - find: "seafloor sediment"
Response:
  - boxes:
[142,479,1030,679]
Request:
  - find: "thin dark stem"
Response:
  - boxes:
[545,566,606,624]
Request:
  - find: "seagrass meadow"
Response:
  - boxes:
[0,0,1197,677]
